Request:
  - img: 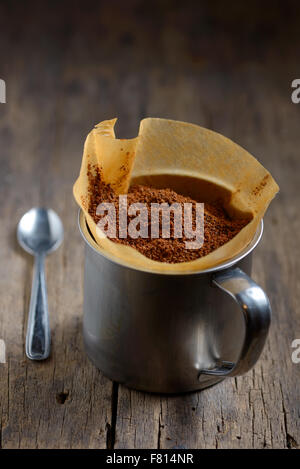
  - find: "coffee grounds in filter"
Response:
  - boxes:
[87,165,250,264]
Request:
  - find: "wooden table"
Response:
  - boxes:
[0,1,299,449]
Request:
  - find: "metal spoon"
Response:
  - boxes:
[17,208,64,360]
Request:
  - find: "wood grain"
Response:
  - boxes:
[0,0,299,449]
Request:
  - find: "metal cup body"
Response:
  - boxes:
[79,212,262,393]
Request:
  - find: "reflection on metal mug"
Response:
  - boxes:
[0,339,6,364]
[0,79,6,104]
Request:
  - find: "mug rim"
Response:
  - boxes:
[78,209,263,276]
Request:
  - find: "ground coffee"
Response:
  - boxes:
[87,165,250,263]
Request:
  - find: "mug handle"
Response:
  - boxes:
[200,267,271,377]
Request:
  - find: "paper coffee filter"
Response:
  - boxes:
[73,118,279,273]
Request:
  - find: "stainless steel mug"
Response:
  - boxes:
[79,211,271,393]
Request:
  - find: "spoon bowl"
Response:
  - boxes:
[17,208,63,255]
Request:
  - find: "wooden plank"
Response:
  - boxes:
[115,66,300,449]
[0,11,113,449]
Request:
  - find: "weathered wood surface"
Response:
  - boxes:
[0,0,299,449]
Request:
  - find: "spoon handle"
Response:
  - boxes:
[26,253,51,360]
